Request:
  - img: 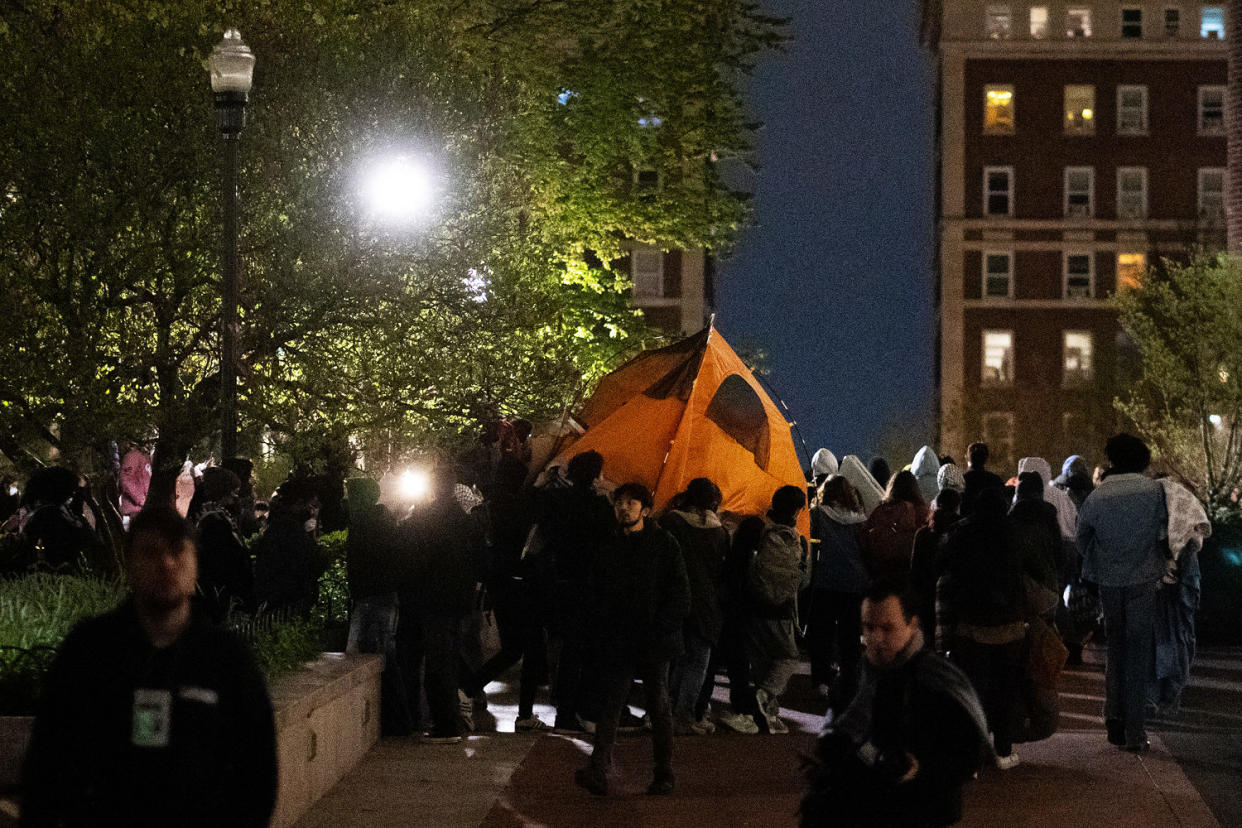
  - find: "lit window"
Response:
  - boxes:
[1117,86,1148,134]
[1117,167,1148,219]
[1117,253,1147,291]
[1201,6,1225,38]
[630,247,664,298]
[1067,7,1094,37]
[1199,167,1226,219]
[984,166,1014,216]
[1064,253,1095,299]
[1064,85,1095,134]
[984,85,1015,134]
[1199,86,1226,134]
[1030,6,1049,38]
[1065,167,1094,217]
[987,4,1013,38]
[1063,331,1095,384]
[982,412,1015,469]
[1165,7,1181,36]
[1122,7,1144,37]
[983,252,1014,298]
[982,331,1015,385]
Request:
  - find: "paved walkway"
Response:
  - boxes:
[297,646,1229,827]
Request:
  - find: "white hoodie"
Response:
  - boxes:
[811,448,839,480]
[911,445,941,505]
[1016,456,1078,541]
[839,455,884,515]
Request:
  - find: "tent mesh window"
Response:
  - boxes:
[704,374,771,470]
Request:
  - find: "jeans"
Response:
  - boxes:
[348,593,414,735]
[590,658,673,777]
[1100,581,1159,746]
[807,590,863,709]
[952,636,1023,756]
[669,630,712,723]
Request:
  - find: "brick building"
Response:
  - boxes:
[624,245,714,336]
[924,0,1227,469]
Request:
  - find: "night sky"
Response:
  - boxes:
[717,0,936,465]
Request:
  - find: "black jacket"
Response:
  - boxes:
[346,504,401,600]
[940,512,1025,627]
[537,486,614,583]
[1009,498,1064,592]
[253,514,321,613]
[962,468,1005,515]
[400,498,484,616]
[22,602,277,828]
[589,522,691,663]
[660,510,727,643]
[196,509,255,621]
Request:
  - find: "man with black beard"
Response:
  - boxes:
[801,582,988,827]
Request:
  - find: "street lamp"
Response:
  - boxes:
[209,28,255,461]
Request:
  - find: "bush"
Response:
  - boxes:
[229,609,324,679]
[313,530,349,628]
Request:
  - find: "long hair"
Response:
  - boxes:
[884,469,925,511]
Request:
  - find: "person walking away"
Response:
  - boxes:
[397,467,484,743]
[253,480,322,616]
[193,467,254,623]
[536,450,614,734]
[910,447,941,505]
[22,507,276,827]
[940,487,1026,770]
[460,460,550,731]
[808,475,869,711]
[661,478,728,735]
[861,471,925,584]
[1055,455,1094,511]
[910,489,960,650]
[1054,455,1095,663]
[867,457,891,491]
[1151,475,1210,713]
[344,476,412,736]
[574,483,690,796]
[800,581,988,828]
[746,485,809,734]
[1076,434,1167,752]
[810,449,839,489]
[714,516,766,734]
[1009,472,1064,621]
[961,442,1004,517]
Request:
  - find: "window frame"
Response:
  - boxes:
[982,250,1015,300]
[1116,252,1147,292]
[1030,5,1050,38]
[1064,85,1096,135]
[1064,166,1095,218]
[981,411,1016,469]
[986,4,1013,38]
[1121,6,1144,37]
[1063,252,1096,300]
[983,165,1015,217]
[1200,5,1225,39]
[1198,86,1226,135]
[1066,7,1094,37]
[1198,167,1226,219]
[630,246,665,299]
[1116,85,1149,135]
[983,84,1016,135]
[1062,330,1095,385]
[981,330,1016,387]
[1165,6,1181,36]
[1116,167,1149,219]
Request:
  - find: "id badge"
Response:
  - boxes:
[131,688,172,748]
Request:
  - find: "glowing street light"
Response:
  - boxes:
[362,156,435,224]
[398,468,431,501]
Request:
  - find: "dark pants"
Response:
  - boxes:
[465,580,547,719]
[1101,581,1159,746]
[552,581,598,725]
[398,602,464,736]
[590,657,673,777]
[807,589,863,707]
[716,615,757,715]
[953,636,1023,756]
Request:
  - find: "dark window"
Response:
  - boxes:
[704,374,771,470]
[1121,8,1143,37]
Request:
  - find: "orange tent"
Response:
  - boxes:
[549,324,809,536]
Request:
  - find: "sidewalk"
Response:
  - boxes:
[297,655,1224,827]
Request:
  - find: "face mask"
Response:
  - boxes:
[303,518,318,533]
[7,486,15,497]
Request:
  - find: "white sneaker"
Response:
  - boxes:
[716,711,760,734]
[457,690,475,732]
[514,716,548,732]
[995,751,1021,771]
[767,716,789,734]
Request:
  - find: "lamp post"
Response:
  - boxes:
[208,29,255,460]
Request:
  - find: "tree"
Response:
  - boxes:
[0,1,781,499]
[1114,252,1242,509]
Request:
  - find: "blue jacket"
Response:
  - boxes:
[1076,473,1167,587]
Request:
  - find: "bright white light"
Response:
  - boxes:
[399,468,431,500]
[363,157,435,223]
[1210,414,1223,429]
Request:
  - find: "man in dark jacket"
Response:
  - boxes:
[961,442,1005,516]
[575,483,690,797]
[801,582,988,827]
[397,466,484,743]
[22,507,277,827]
[253,479,322,615]
[194,467,254,623]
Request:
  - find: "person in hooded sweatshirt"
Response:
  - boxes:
[1055,455,1095,511]
[910,489,961,650]
[661,478,728,735]
[910,447,942,506]
[811,449,840,490]
[1009,472,1064,621]
[808,475,869,709]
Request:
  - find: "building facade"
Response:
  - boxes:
[625,244,714,336]
[926,0,1227,469]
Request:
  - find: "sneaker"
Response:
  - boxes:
[674,719,713,736]
[577,715,597,735]
[423,730,463,744]
[715,711,760,734]
[552,718,585,735]
[647,769,675,795]
[995,751,1021,770]
[574,766,610,796]
[618,710,644,734]
[457,690,475,732]
[767,716,789,735]
[692,717,716,736]
[515,716,549,732]
[754,689,775,732]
